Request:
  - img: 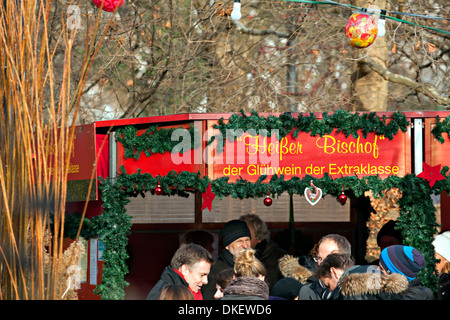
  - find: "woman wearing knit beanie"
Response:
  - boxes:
[379,245,434,300]
[432,231,450,300]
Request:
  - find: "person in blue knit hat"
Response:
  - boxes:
[379,245,424,281]
[379,245,434,299]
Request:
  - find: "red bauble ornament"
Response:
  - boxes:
[154,184,163,195]
[338,192,347,205]
[92,0,124,12]
[264,196,273,207]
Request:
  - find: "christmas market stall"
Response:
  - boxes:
[64,110,450,300]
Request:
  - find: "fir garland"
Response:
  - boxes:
[431,115,450,143]
[64,186,133,300]
[93,165,449,296]
[64,212,99,240]
[116,123,199,159]
[116,111,450,159]
[116,110,412,158]
[209,110,411,149]
[94,176,133,300]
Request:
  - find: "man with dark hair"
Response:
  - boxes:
[298,234,352,300]
[314,253,355,296]
[146,243,214,300]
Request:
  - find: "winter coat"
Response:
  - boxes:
[221,276,269,300]
[330,265,434,300]
[436,273,450,300]
[402,278,434,300]
[201,249,235,300]
[255,239,288,293]
[298,279,329,300]
[146,266,189,300]
[335,265,407,300]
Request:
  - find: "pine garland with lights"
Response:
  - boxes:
[117,110,412,157]
[209,110,411,150]
[94,175,133,300]
[63,206,132,300]
[116,110,450,157]
[94,165,448,294]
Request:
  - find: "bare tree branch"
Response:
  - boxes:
[360,56,450,106]
[232,21,291,38]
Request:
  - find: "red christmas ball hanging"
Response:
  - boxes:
[92,0,124,12]
[338,192,347,205]
[154,184,163,195]
[264,195,273,207]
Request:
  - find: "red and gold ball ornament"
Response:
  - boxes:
[92,0,124,12]
[338,192,347,205]
[338,184,347,205]
[263,195,273,207]
[345,12,378,49]
[154,184,163,196]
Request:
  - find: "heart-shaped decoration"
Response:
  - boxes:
[304,186,323,206]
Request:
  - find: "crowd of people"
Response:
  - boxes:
[146,214,450,301]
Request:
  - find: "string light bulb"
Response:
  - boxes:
[367,5,386,38]
[377,10,386,37]
[231,0,242,21]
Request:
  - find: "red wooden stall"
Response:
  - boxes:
[63,111,450,300]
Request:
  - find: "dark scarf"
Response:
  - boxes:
[223,276,269,300]
[219,248,235,267]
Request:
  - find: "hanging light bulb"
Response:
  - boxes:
[377,10,386,37]
[231,0,242,21]
[367,5,386,38]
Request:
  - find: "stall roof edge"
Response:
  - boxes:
[93,110,450,129]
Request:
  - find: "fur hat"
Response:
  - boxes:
[433,231,450,263]
[379,245,425,281]
[278,255,313,284]
[221,220,251,247]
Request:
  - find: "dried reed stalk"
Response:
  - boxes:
[0,0,114,299]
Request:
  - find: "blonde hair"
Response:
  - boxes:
[234,249,266,278]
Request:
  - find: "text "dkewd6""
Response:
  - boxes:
[222,304,271,315]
